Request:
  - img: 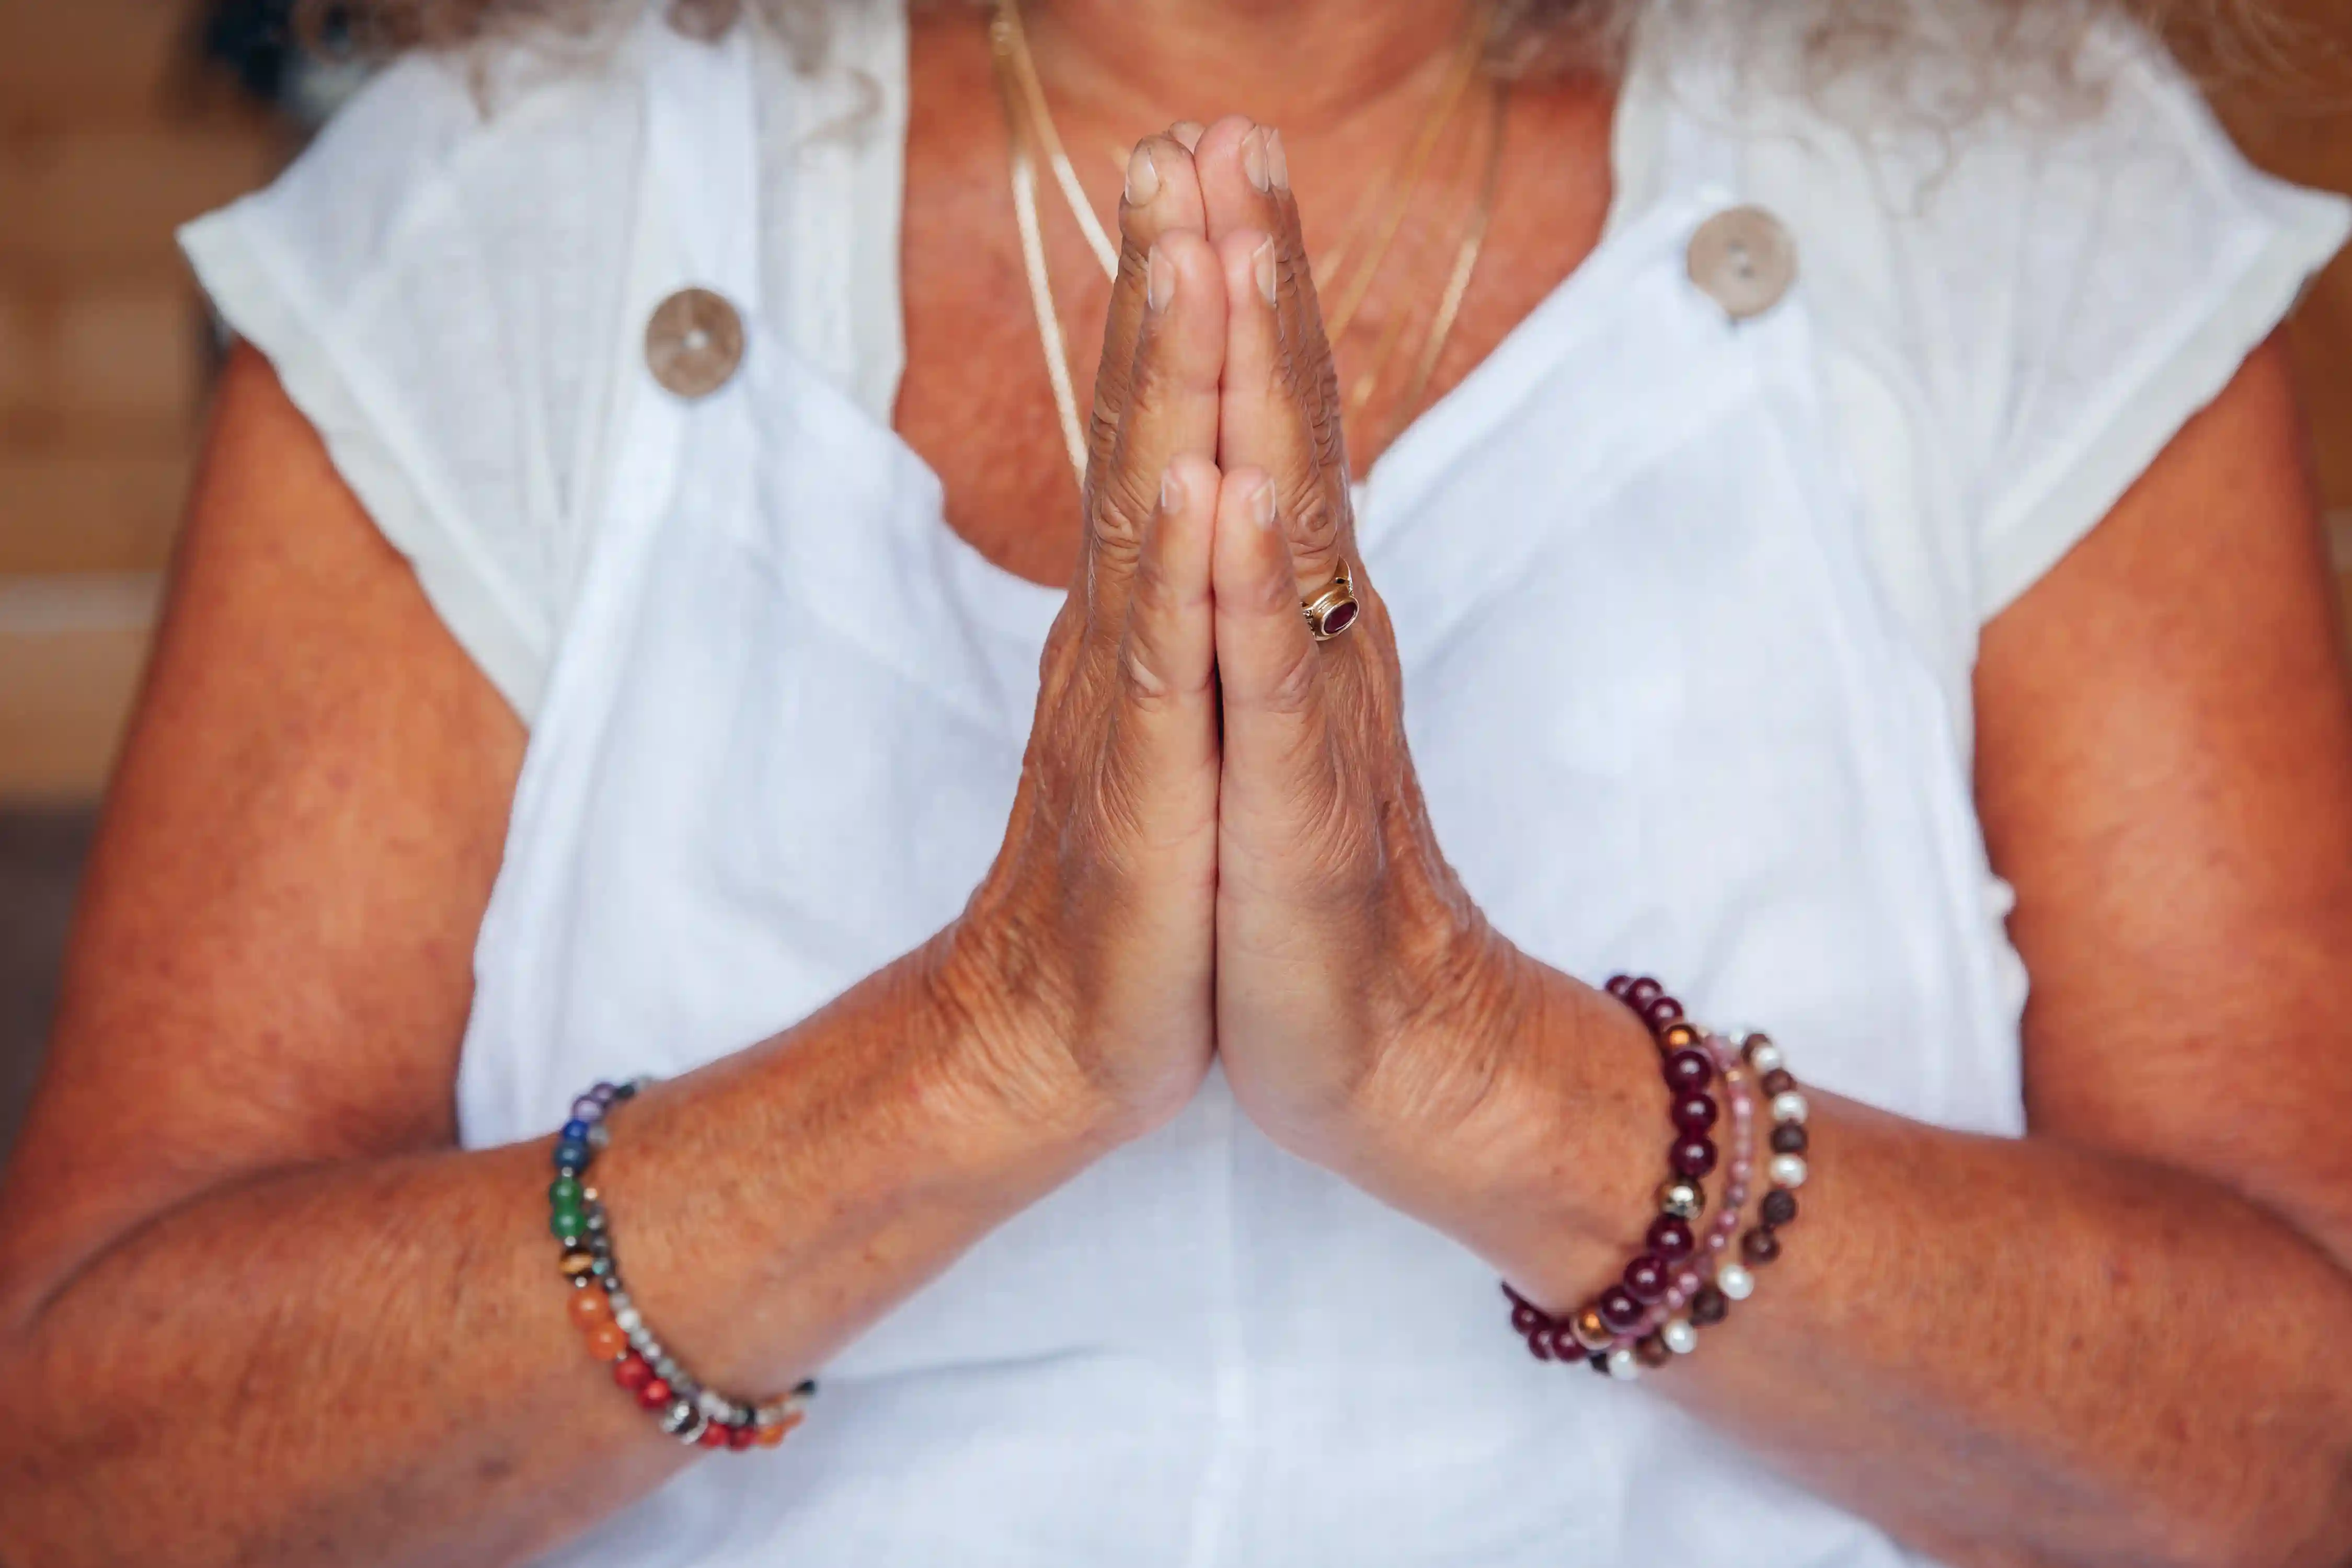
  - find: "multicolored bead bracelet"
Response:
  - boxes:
[1503,977,1811,1380]
[551,1078,816,1450]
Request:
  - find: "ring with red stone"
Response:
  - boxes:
[1301,561,1360,642]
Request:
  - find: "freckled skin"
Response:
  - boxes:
[4,2,2352,1565]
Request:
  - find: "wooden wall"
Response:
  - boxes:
[0,3,2347,800]
[0,0,287,799]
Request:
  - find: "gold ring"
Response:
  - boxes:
[1301,561,1361,642]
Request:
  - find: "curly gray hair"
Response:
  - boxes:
[320,0,2301,116]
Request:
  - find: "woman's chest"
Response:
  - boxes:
[889,13,1618,590]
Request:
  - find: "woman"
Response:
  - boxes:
[3,0,2350,1561]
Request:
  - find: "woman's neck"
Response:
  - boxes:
[1020,0,1476,135]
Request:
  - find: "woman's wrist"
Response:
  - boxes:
[911,919,1145,1173]
[1382,958,1681,1307]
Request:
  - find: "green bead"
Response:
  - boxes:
[549,1176,582,1206]
[549,1205,586,1240]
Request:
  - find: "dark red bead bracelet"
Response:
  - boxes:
[1501,977,1813,1379]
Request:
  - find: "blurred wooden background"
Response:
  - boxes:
[1,0,2349,804]
[1,0,288,800]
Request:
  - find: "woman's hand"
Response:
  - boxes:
[1184,118,1658,1255]
[939,133,1234,1145]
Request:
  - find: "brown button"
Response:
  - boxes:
[645,286,745,399]
[1686,207,1796,321]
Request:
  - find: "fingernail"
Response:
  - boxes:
[1147,245,1175,312]
[1161,465,1186,513]
[1243,128,1270,193]
[1266,129,1289,191]
[1170,120,1205,152]
[1252,237,1276,307]
[1251,479,1277,532]
[1125,143,1160,205]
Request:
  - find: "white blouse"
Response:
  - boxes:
[180,7,2347,1567]
[185,4,2343,748]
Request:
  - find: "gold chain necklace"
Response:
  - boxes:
[988,0,1506,493]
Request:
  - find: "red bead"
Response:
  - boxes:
[1625,978,1663,1010]
[698,1421,730,1448]
[1662,1048,1714,1093]
[1670,1137,1717,1179]
[1646,1215,1696,1261]
[1598,1286,1644,1331]
[1527,1328,1555,1361]
[638,1377,673,1411]
[1741,1228,1782,1266]
[1642,996,1684,1031]
[1605,975,1634,999]
[727,1423,758,1450]
[613,1355,652,1393]
[1671,1091,1718,1132]
[1622,1253,1669,1303]
[1510,1301,1545,1336]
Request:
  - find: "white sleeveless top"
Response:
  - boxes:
[182,8,2346,1566]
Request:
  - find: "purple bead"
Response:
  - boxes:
[1642,996,1684,1031]
[1675,1269,1702,1296]
[1528,1330,1555,1362]
[1604,975,1634,999]
[1510,1301,1544,1336]
[1598,1287,1644,1331]
[1625,978,1663,1010]
[1671,1092,1718,1132]
[1646,1216,1696,1261]
[590,1083,620,1105]
[570,1097,606,1124]
[1670,1137,1718,1179]
[1622,1253,1670,1304]
[1662,1049,1715,1094]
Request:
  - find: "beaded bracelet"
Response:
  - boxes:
[1502,977,1811,1380]
[550,1078,816,1450]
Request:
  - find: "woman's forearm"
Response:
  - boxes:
[1488,985,2352,1568]
[0,935,1109,1568]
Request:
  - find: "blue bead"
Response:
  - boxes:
[560,1119,592,1144]
[553,1139,591,1170]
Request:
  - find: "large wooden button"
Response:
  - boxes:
[1686,207,1796,321]
[645,286,745,399]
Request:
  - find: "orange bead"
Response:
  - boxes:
[584,1322,629,1360]
[755,1423,785,1448]
[569,1290,612,1330]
